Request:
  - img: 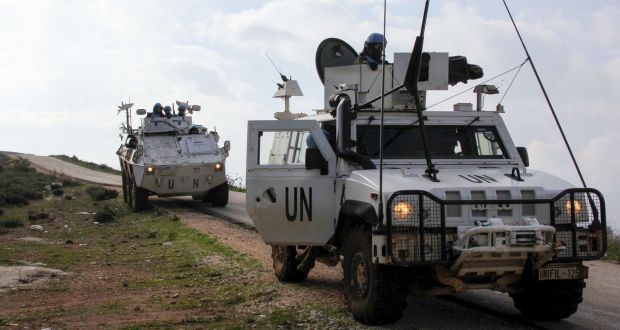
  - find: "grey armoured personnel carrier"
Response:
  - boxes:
[116,101,230,211]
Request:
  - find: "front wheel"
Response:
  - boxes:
[271,245,308,283]
[129,181,148,211]
[511,278,585,320]
[342,224,408,325]
[209,183,229,207]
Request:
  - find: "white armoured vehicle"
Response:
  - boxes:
[246,35,607,324]
[117,101,230,211]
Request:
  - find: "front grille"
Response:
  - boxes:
[509,230,536,246]
[552,191,605,258]
[389,193,446,264]
[386,188,606,265]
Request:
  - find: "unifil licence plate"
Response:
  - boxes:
[538,264,588,281]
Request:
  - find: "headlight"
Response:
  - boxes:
[393,201,413,220]
[214,163,223,172]
[146,165,155,175]
[565,199,582,215]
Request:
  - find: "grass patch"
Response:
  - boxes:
[604,236,620,262]
[51,154,121,175]
[0,156,55,206]
[226,174,246,193]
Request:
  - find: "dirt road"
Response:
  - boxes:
[5,153,121,186]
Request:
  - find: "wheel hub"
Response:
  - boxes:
[351,253,368,297]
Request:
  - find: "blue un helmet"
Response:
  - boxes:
[364,33,386,64]
[366,33,386,46]
[177,104,187,116]
[153,102,163,115]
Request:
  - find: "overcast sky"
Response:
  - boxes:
[1,0,618,229]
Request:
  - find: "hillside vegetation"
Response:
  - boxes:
[0,158,351,328]
[51,154,121,175]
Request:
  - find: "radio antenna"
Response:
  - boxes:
[265,52,288,82]
[377,0,388,227]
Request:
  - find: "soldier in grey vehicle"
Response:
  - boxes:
[354,33,387,70]
[163,105,172,118]
[148,102,164,118]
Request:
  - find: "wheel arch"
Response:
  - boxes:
[333,200,378,248]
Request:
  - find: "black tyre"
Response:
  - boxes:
[209,183,229,207]
[271,245,308,282]
[121,170,128,203]
[511,279,585,320]
[342,224,408,325]
[129,181,148,211]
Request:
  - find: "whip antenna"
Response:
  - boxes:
[377,0,388,226]
[502,0,587,188]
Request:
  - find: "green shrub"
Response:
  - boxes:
[3,194,28,206]
[28,211,49,221]
[52,189,64,196]
[22,190,43,200]
[94,210,115,223]
[0,209,3,216]
[0,219,23,228]
[86,186,118,201]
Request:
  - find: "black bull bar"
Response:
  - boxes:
[386,188,606,265]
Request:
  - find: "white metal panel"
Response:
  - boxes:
[246,120,338,245]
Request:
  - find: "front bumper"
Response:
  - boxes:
[386,188,606,268]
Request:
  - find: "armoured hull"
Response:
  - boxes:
[117,105,230,210]
[132,163,226,197]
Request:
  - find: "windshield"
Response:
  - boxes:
[357,125,508,159]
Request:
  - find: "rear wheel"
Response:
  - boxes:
[342,224,408,325]
[271,245,308,282]
[511,278,585,320]
[209,183,229,207]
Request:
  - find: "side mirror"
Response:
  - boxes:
[517,146,529,167]
[224,140,231,152]
[126,135,138,149]
[305,148,328,175]
[191,105,201,112]
[136,109,146,115]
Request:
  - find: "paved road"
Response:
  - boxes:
[11,152,619,329]
[5,152,121,186]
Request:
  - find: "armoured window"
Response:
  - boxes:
[258,130,310,165]
[521,190,536,216]
[471,190,487,217]
[445,191,462,217]
[496,190,513,217]
[356,125,507,159]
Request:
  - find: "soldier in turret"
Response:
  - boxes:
[148,102,164,118]
[354,33,388,70]
[163,105,172,119]
[177,105,187,117]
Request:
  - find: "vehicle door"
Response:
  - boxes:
[246,120,337,245]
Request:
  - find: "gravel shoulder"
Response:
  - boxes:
[169,207,349,313]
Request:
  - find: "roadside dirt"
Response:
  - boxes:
[0,266,71,293]
[173,207,347,312]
